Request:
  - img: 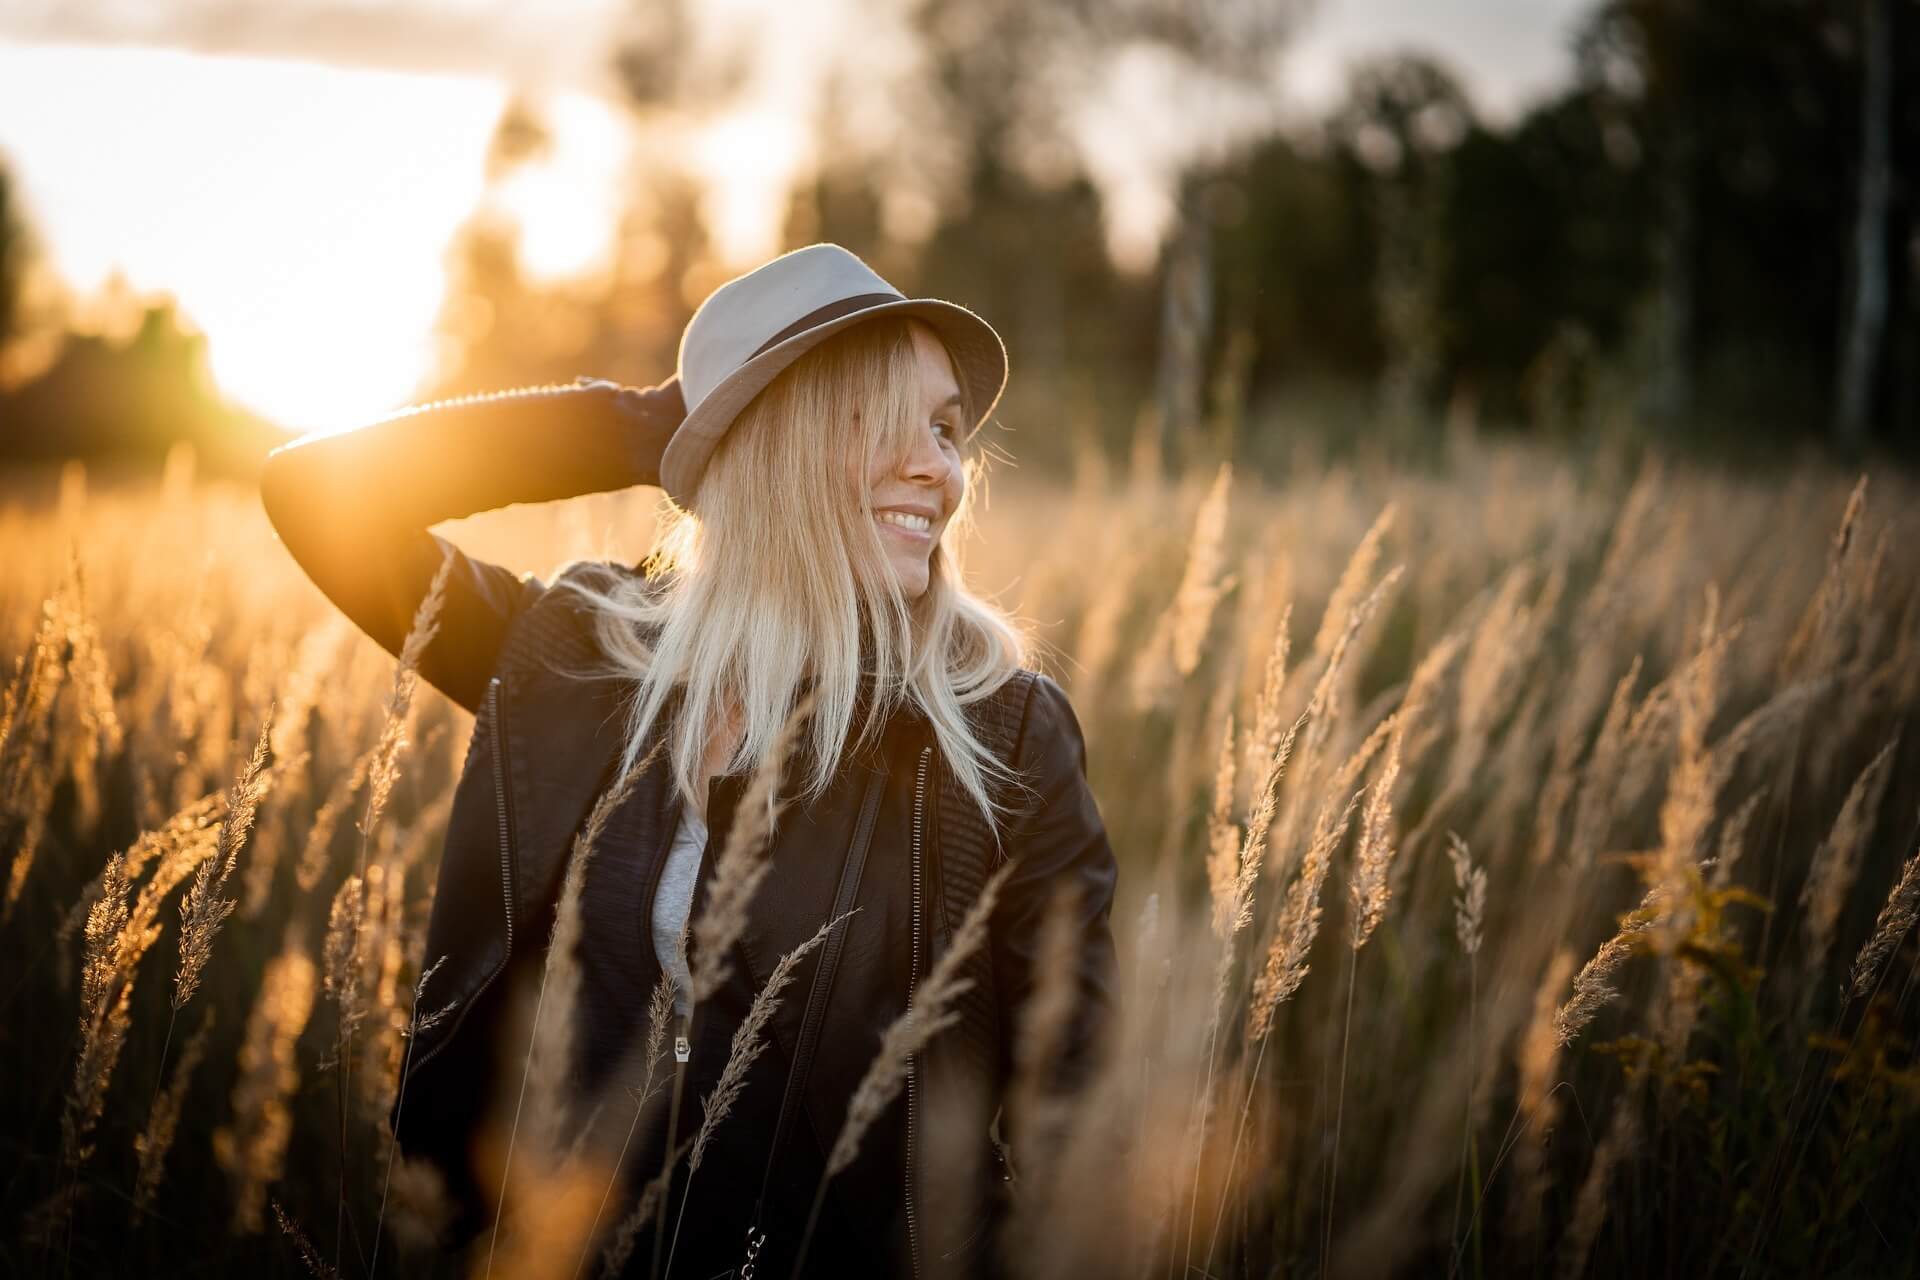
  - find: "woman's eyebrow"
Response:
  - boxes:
[933,392,963,413]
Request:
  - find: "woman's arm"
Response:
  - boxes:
[993,673,1121,1125]
[258,378,683,715]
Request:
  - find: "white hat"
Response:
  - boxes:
[660,243,1008,506]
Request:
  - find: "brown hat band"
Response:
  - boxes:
[748,292,902,360]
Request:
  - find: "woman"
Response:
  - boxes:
[260,242,1119,1278]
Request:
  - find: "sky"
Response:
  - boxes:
[0,0,1593,433]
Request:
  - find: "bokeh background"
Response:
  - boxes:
[0,0,1916,475]
[2,4,1919,1279]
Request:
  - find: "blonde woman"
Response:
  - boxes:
[261,242,1118,1278]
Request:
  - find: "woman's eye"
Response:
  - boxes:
[933,420,956,442]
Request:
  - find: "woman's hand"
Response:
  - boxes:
[575,374,687,488]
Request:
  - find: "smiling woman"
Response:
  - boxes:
[259,240,1120,1278]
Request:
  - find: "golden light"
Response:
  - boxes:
[0,43,629,434]
[688,107,810,268]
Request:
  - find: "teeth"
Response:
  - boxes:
[877,510,932,532]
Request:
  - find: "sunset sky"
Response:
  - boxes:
[0,0,1588,433]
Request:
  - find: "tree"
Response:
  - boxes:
[1833,0,1894,450]
[896,0,1303,460]
[0,155,28,360]
[1328,55,1473,424]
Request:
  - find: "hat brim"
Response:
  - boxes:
[658,297,1007,507]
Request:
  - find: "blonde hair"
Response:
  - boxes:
[551,315,1034,837]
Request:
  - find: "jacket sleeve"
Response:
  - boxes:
[992,673,1120,1118]
[258,378,683,716]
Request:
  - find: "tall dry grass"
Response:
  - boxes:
[1,432,1917,1277]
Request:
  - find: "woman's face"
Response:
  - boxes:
[864,320,966,600]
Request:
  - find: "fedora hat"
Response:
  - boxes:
[659,242,1008,506]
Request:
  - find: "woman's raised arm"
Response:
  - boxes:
[258,377,684,715]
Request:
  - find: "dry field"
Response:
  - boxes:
[1,432,1917,1278]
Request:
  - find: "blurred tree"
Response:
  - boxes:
[1327,54,1472,425]
[1440,86,1655,426]
[1833,0,1894,450]
[1214,131,1380,391]
[1576,0,1918,439]
[894,0,1304,464]
[0,155,23,358]
[0,293,281,474]
[425,97,710,398]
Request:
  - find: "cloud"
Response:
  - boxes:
[0,0,624,88]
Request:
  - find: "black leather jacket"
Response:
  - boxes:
[258,382,1120,1278]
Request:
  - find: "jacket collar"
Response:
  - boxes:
[498,625,933,930]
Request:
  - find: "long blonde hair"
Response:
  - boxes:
[551,314,1034,835]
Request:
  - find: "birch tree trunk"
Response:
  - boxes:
[1833,0,1893,451]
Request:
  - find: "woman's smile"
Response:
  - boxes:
[875,504,937,542]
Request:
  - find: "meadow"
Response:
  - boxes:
[1,426,1917,1278]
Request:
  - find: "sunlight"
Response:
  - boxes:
[491,93,630,284]
[0,43,628,432]
[689,107,809,268]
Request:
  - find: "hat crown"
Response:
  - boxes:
[677,244,905,412]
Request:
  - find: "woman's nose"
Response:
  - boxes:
[900,425,952,486]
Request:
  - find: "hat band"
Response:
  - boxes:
[747,291,901,360]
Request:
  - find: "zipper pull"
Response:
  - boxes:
[674,1012,691,1063]
[740,1222,767,1279]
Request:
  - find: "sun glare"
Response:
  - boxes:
[0,43,631,434]
[690,108,809,268]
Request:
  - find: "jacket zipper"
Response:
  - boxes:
[905,743,931,1280]
[408,672,517,1077]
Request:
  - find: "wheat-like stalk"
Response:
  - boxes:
[1782,473,1867,680]
[598,1135,692,1280]
[174,710,274,1010]
[1850,833,1920,1000]
[215,922,318,1233]
[1130,464,1236,708]
[693,908,851,1173]
[1248,779,1369,1041]
[359,553,454,842]
[1169,463,1237,679]
[789,862,1015,1277]
[483,751,658,1280]
[296,746,374,892]
[1554,884,1661,1047]
[63,812,222,1183]
[572,968,678,1280]
[272,1198,341,1279]
[321,874,366,1059]
[134,1006,216,1213]
[1801,736,1900,977]
[1709,786,1770,890]
[1006,883,1084,1190]
[689,692,813,1005]
[59,557,125,840]
[826,860,1011,1181]
[518,756,650,1161]
[1566,657,1646,872]
[662,908,853,1274]
[1,589,69,921]
[1348,723,1405,951]
[64,851,135,1172]
[1509,949,1576,1244]
[1446,833,1486,956]
[1204,710,1240,940]
[1311,503,1395,662]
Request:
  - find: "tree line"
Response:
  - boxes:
[0,0,1913,474]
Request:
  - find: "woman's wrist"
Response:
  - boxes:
[576,375,684,489]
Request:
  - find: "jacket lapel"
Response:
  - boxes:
[501,661,636,929]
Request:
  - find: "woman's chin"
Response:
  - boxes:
[886,557,931,599]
